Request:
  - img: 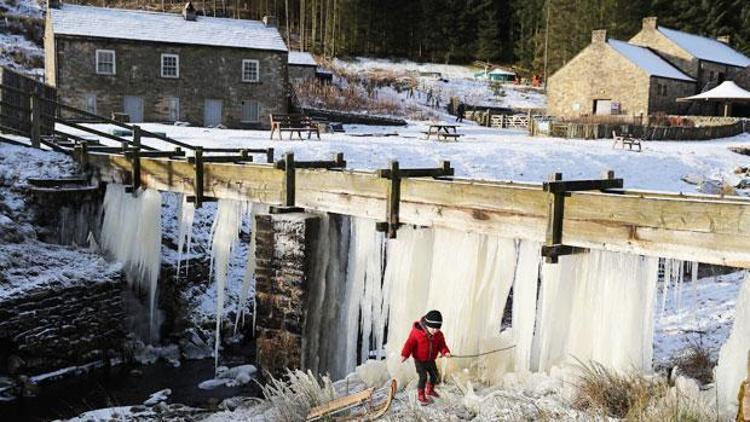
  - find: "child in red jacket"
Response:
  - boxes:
[401,310,451,405]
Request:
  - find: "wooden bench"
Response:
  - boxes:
[269,113,321,140]
[612,130,642,152]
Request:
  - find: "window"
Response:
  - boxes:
[83,93,97,114]
[96,49,115,75]
[241,100,260,122]
[168,97,180,122]
[662,84,667,96]
[161,54,179,78]
[242,60,259,82]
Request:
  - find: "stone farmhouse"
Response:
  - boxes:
[44,1,289,128]
[548,17,750,118]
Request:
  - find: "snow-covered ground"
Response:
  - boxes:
[59,121,750,193]
[0,0,44,76]
[334,57,546,110]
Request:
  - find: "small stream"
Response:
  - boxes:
[0,358,261,421]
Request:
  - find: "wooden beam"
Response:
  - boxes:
[85,154,750,267]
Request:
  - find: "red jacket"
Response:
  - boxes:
[401,321,450,362]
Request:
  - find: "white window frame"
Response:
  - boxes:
[242,59,260,82]
[95,49,116,75]
[240,100,261,123]
[161,54,180,79]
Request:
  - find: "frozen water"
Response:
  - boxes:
[715,272,750,416]
[532,250,658,372]
[100,184,162,342]
[234,203,267,334]
[511,241,542,372]
[208,199,246,368]
[175,194,195,276]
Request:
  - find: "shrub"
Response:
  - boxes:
[257,369,336,422]
[672,340,716,385]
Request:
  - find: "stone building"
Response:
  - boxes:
[548,30,695,118]
[45,1,289,128]
[288,52,318,83]
[630,17,750,91]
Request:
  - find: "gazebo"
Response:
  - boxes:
[677,80,750,116]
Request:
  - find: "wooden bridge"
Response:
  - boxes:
[2,76,750,267]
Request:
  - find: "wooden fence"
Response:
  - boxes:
[530,118,750,141]
[0,67,56,138]
[466,110,541,129]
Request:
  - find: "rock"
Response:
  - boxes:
[698,180,737,196]
[680,174,703,186]
[7,355,25,375]
[180,328,213,360]
[130,369,143,377]
[143,388,172,406]
[737,179,750,190]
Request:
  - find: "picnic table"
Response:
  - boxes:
[269,113,321,140]
[423,124,463,141]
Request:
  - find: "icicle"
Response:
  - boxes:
[208,199,245,369]
[532,250,658,373]
[715,272,750,416]
[690,262,699,316]
[234,203,267,335]
[176,194,195,276]
[660,258,671,316]
[512,240,542,373]
[100,184,162,343]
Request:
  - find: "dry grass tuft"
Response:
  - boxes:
[672,340,716,385]
[572,359,667,419]
[257,369,336,422]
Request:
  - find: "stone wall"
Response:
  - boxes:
[289,65,316,83]
[648,77,694,115]
[51,36,288,128]
[254,212,320,377]
[0,280,125,376]
[548,36,652,118]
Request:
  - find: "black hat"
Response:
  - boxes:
[424,310,443,329]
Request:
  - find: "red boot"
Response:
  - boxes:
[426,382,440,398]
[417,388,430,405]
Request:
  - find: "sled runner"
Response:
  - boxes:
[306,379,397,421]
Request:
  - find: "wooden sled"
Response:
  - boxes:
[306,379,397,421]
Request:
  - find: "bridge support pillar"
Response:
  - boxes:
[254,211,320,377]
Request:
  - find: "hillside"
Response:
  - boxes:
[0,0,44,76]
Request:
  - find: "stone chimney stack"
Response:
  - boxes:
[717,35,731,44]
[643,17,657,30]
[47,0,61,9]
[182,2,197,21]
[263,16,277,28]
[591,29,608,44]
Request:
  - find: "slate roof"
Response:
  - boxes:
[49,4,288,52]
[658,27,750,68]
[608,39,694,82]
[288,52,317,66]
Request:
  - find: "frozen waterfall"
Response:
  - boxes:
[715,272,750,415]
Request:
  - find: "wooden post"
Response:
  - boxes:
[386,160,400,239]
[545,172,564,263]
[30,94,41,148]
[80,141,88,169]
[266,147,275,163]
[284,152,295,207]
[194,146,204,208]
[131,125,142,194]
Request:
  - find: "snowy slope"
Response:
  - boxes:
[334,57,547,110]
[0,0,45,76]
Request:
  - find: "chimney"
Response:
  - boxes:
[182,2,197,21]
[47,0,61,9]
[717,35,731,44]
[263,16,277,28]
[643,17,657,30]
[591,29,608,44]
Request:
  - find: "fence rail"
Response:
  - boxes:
[530,118,750,141]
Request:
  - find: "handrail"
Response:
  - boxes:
[50,116,158,151]
[40,97,196,151]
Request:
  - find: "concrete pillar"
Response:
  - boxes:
[254,212,320,377]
